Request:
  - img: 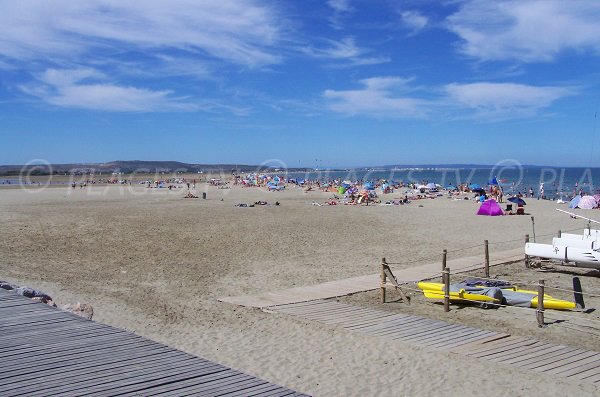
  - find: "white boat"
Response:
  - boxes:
[552,237,596,250]
[525,243,600,269]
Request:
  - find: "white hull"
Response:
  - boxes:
[525,243,600,269]
[552,237,596,249]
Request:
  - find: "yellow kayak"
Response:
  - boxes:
[417,282,576,310]
[417,282,500,303]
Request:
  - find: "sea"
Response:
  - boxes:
[285,167,600,199]
[2,166,600,199]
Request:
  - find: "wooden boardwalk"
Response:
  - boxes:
[219,248,523,308]
[269,300,600,385]
[0,288,308,397]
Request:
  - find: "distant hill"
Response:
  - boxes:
[0,161,309,176]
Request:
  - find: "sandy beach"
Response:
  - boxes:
[1,181,599,396]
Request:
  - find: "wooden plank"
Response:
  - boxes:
[547,351,600,376]
[565,364,600,381]
[28,361,227,397]
[5,351,204,394]
[292,307,374,320]
[304,308,391,323]
[420,329,495,349]
[1,327,139,356]
[199,379,272,397]
[517,348,588,370]
[531,350,600,373]
[374,319,465,339]
[343,314,411,330]
[465,338,538,358]
[3,346,169,383]
[421,329,497,349]
[448,333,511,354]
[74,366,234,397]
[359,315,442,334]
[489,344,570,364]
[502,345,577,367]
[167,373,281,397]
[551,355,600,377]
[0,337,150,372]
[135,371,255,397]
[1,342,180,384]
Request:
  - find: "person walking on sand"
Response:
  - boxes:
[538,182,544,200]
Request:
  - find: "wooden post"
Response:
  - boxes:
[557,230,562,238]
[380,257,387,304]
[484,240,490,278]
[525,234,530,268]
[442,249,447,271]
[443,267,450,312]
[536,279,545,328]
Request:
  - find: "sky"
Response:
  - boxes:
[1,0,600,168]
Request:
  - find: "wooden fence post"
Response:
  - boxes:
[484,240,490,278]
[442,249,447,271]
[525,234,530,268]
[557,230,562,238]
[380,257,387,304]
[536,279,545,328]
[443,267,450,313]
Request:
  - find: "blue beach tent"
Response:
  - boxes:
[569,196,581,209]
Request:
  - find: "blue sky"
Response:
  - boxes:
[1,0,600,167]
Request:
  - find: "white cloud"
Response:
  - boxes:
[304,37,389,66]
[327,0,353,30]
[324,77,575,120]
[328,0,352,13]
[445,82,575,120]
[447,0,600,62]
[324,77,428,118]
[0,0,284,68]
[21,68,200,112]
[400,11,428,34]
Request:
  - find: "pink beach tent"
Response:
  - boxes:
[477,199,504,216]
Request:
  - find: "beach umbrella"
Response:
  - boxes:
[568,196,582,209]
[426,182,436,189]
[488,177,499,185]
[446,185,457,190]
[469,183,481,190]
[578,195,597,209]
[508,197,527,206]
[363,182,375,190]
[477,199,504,216]
[416,184,428,190]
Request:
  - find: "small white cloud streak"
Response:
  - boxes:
[400,11,428,33]
[324,77,428,118]
[21,68,239,113]
[327,0,353,29]
[324,77,575,121]
[303,37,389,67]
[447,0,600,62]
[444,82,575,120]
